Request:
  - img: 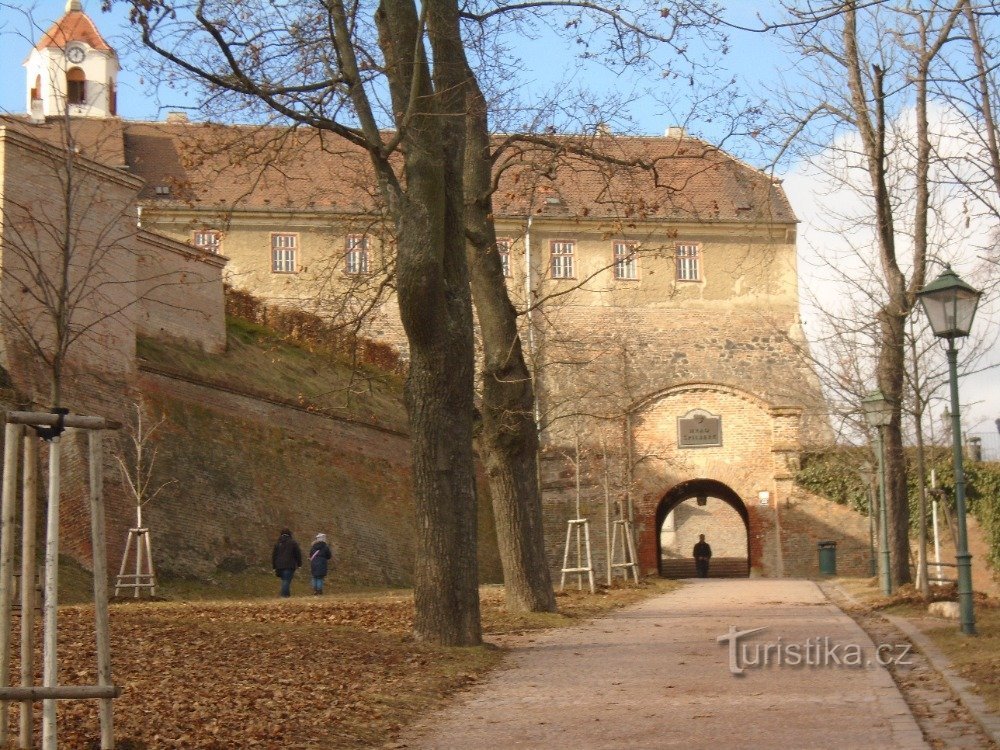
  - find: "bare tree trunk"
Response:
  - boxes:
[376,0,481,645]
[463,68,556,613]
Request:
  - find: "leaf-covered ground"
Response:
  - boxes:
[6,583,672,748]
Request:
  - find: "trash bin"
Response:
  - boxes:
[818,540,837,576]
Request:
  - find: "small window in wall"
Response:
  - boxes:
[109,79,117,115]
[550,240,575,279]
[66,67,86,105]
[193,230,221,254]
[497,238,512,278]
[676,243,701,281]
[31,75,42,101]
[614,241,638,280]
[345,235,370,275]
[271,233,298,273]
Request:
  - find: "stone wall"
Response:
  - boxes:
[661,499,747,559]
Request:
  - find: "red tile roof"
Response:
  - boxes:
[35,9,114,54]
[67,119,792,225]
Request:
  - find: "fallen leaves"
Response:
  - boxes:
[2,581,673,748]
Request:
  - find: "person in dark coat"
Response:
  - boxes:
[693,534,712,578]
[272,528,302,597]
[308,533,333,595]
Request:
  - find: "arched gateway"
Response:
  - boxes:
[655,479,750,578]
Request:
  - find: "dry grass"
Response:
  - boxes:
[15,579,677,748]
[920,604,1000,714]
[137,318,407,430]
[835,576,1000,715]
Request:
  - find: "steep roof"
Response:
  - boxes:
[35,4,115,54]
[118,121,795,225]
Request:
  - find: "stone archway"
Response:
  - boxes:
[654,479,750,578]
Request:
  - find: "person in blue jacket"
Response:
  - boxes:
[309,533,333,595]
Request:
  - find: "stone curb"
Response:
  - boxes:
[884,613,1000,747]
[824,581,1000,747]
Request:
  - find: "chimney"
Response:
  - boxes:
[166,111,189,123]
[595,122,611,138]
[665,126,685,138]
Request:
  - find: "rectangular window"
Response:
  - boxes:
[271,233,298,273]
[676,243,700,281]
[192,230,221,254]
[345,235,370,275]
[614,242,638,280]
[550,240,575,279]
[497,238,512,278]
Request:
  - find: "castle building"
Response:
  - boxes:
[2,2,873,582]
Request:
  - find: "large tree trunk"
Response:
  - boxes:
[844,6,913,585]
[376,0,481,646]
[461,51,556,614]
[877,309,912,586]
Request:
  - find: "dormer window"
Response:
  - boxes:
[66,67,86,105]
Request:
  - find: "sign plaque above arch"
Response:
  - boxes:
[677,409,722,448]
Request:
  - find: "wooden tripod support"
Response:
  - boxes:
[559,518,595,593]
[0,412,120,750]
[609,518,640,584]
[114,523,156,598]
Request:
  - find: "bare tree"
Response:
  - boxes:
[119,0,731,636]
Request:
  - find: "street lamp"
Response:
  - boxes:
[859,462,877,577]
[862,389,893,596]
[917,265,982,636]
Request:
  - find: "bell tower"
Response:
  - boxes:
[23,0,119,120]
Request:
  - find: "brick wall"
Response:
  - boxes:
[133,369,502,585]
[135,230,227,353]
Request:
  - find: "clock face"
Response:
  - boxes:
[66,46,85,64]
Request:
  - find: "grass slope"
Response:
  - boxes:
[138,318,407,430]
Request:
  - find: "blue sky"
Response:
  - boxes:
[3,0,998,442]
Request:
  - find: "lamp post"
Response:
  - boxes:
[859,462,877,577]
[917,265,981,636]
[862,390,893,596]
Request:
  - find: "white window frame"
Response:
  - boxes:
[193,230,221,254]
[613,241,638,280]
[550,240,575,279]
[676,243,701,282]
[345,235,370,275]
[497,238,512,278]
[271,233,298,274]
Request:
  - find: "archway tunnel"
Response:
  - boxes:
[655,479,750,578]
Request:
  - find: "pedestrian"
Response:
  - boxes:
[272,528,302,597]
[309,533,333,595]
[693,534,712,578]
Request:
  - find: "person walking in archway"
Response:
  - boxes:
[693,534,712,578]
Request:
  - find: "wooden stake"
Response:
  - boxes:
[89,430,115,749]
[0,423,24,745]
[20,435,38,750]
[42,435,61,750]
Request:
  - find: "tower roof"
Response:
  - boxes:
[35,2,115,55]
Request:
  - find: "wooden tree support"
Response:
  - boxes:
[609,518,640,584]
[559,519,595,594]
[0,412,120,750]
[114,527,156,598]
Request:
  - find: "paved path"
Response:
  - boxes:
[399,579,927,749]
